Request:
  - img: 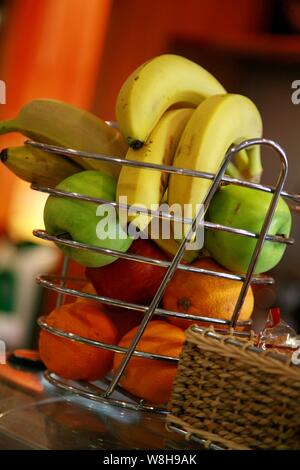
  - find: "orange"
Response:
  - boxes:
[113,321,185,404]
[39,301,118,381]
[75,282,97,301]
[76,283,143,338]
[106,307,143,340]
[163,257,254,329]
[76,297,143,340]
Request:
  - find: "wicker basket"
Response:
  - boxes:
[167,326,300,450]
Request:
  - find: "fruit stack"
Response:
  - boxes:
[0,55,293,406]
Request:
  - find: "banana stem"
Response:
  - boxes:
[226,162,243,179]
[0,119,17,135]
[234,149,249,172]
[0,148,8,162]
[246,146,263,182]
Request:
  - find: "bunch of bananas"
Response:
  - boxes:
[0,54,263,260]
[115,54,263,257]
[0,98,128,185]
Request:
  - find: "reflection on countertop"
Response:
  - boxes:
[0,363,197,450]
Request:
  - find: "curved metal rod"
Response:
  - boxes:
[204,221,292,245]
[38,316,178,363]
[103,140,263,398]
[56,256,69,308]
[44,371,167,414]
[166,423,224,450]
[26,139,300,204]
[36,276,252,327]
[31,184,191,224]
[31,192,293,246]
[33,230,274,285]
[229,140,288,326]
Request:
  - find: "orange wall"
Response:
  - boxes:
[0,0,112,233]
[0,0,272,233]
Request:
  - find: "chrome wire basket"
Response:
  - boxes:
[27,136,299,417]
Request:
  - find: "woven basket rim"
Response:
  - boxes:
[186,326,300,381]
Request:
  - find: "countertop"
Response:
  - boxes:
[0,362,195,450]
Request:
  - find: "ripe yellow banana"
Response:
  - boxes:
[148,188,200,262]
[0,99,127,178]
[0,145,82,187]
[168,94,263,235]
[116,54,226,149]
[116,108,193,231]
[153,233,200,263]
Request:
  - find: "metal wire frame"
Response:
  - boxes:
[30,137,292,412]
[44,370,167,413]
[30,191,293,246]
[33,232,275,285]
[166,423,224,451]
[26,139,299,204]
[37,279,253,327]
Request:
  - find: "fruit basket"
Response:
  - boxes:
[26,134,299,414]
[2,55,299,449]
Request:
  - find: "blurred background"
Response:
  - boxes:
[0,0,299,349]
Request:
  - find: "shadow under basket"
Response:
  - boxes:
[167,326,300,450]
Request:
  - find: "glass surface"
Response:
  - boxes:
[0,369,196,450]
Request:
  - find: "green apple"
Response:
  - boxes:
[204,185,292,274]
[44,170,132,267]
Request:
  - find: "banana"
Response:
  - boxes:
[116,108,193,231]
[0,145,82,187]
[153,232,200,263]
[0,99,127,178]
[116,54,226,149]
[149,189,199,262]
[168,94,263,235]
